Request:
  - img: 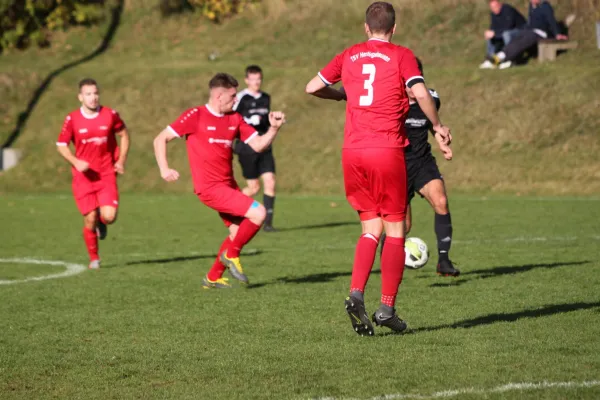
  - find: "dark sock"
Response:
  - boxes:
[435,212,452,262]
[264,194,275,226]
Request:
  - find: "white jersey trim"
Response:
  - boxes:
[56,142,68,146]
[205,104,223,117]
[166,125,180,138]
[243,131,259,144]
[318,72,333,86]
[79,107,100,119]
[406,75,425,87]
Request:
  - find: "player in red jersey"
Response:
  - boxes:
[153,73,285,289]
[56,78,130,269]
[305,2,451,335]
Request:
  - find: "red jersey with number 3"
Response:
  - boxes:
[318,38,424,149]
[167,105,258,193]
[57,106,125,177]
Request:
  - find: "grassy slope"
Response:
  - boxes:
[0,0,599,195]
[1,193,599,399]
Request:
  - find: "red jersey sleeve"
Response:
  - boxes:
[167,107,200,138]
[238,114,259,144]
[318,51,345,86]
[111,109,126,132]
[399,49,425,88]
[56,115,74,146]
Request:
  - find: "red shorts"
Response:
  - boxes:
[197,182,255,227]
[72,172,119,215]
[342,147,407,222]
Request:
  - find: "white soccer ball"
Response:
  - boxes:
[404,237,429,269]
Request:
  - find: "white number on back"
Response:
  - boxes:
[359,64,376,106]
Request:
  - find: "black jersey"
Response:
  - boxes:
[233,89,271,135]
[405,89,441,161]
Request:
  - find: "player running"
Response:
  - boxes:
[393,58,459,277]
[56,78,130,269]
[153,73,285,289]
[305,1,451,335]
[233,65,278,232]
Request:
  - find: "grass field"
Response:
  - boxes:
[1,193,599,399]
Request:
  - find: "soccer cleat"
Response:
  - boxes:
[96,220,107,240]
[219,252,249,284]
[344,294,375,337]
[372,306,407,333]
[479,60,496,69]
[263,225,277,232]
[437,258,460,277]
[499,61,512,70]
[88,259,101,269]
[202,276,232,289]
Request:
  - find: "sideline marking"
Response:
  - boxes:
[318,380,600,400]
[0,258,86,285]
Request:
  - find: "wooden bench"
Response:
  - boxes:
[538,39,578,62]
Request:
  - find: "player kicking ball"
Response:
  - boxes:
[56,78,130,269]
[153,73,285,289]
[380,59,459,277]
[306,2,451,335]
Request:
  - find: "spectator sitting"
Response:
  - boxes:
[480,0,526,69]
[489,0,568,69]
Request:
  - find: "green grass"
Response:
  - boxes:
[1,0,600,195]
[1,193,599,399]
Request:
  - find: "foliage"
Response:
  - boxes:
[159,0,260,22]
[0,0,107,51]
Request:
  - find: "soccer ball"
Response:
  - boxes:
[404,237,429,269]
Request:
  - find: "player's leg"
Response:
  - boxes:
[204,220,240,289]
[239,151,261,197]
[372,149,409,333]
[259,150,277,231]
[200,185,265,284]
[418,178,459,277]
[74,181,101,269]
[96,180,119,240]
[342,149,378,336]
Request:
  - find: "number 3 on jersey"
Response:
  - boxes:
[359,64,376,106]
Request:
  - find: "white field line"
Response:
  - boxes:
[0,258,86,285]
[318,380,600,400]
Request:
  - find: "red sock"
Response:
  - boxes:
[83,227,99,261]
[380,236,405,307]
[227,219,261,258]
[207,237,231,281]
[350,233,379,294]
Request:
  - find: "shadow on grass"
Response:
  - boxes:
[388,301,600,336]
[277,221,356,232]
[247,269,380,289]
[429,261,590,288]
[2,0,125,149]
[123,250,263,267]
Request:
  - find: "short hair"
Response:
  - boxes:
[365,2,396,35]
[78,78,97,91]
[209,73,239,90]
[245,65,263,77]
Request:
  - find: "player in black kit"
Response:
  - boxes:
[233,65,277,231]
[382,59,459,277]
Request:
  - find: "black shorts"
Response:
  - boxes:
[237,144,276,180]
[406,154,443,202]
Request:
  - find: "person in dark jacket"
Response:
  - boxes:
[489,0,568,68]
[480,0,526,69]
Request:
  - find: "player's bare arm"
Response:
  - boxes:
[57,144,90,172]
[434,132,453,161]
[114,128,130,174]
[153,128,180,182]
[246,111,286,153]
[410,83,452,144]
[305,76,346,101]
